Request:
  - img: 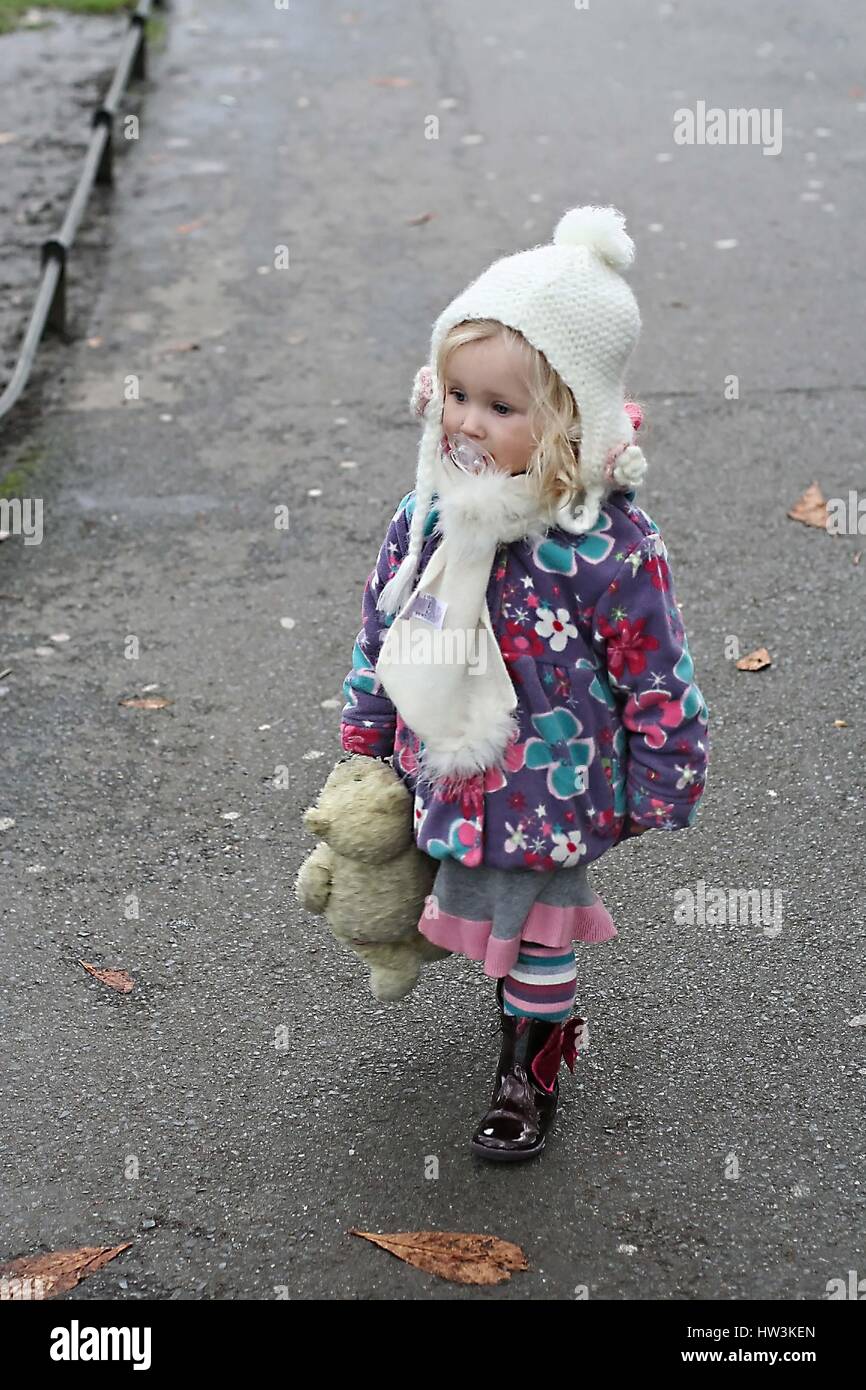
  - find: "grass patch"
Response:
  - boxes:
[145,8,164,46]
[0,1,135,36]
[0,443,46,500]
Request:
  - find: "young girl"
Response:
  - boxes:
[340,205,710,1163]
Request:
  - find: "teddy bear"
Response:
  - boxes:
[293,755,450,1001]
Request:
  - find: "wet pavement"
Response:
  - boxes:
[0,0,864,1301]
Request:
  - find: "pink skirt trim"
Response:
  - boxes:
[416,897,618,979]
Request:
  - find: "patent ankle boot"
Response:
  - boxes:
[470,977,587,1162]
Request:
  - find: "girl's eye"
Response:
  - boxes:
[448,388,510,416]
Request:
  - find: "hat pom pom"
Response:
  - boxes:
[553,205,635,272]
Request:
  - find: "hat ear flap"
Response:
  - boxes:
[410,364,434,419]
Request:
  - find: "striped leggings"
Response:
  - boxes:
[500,943,578,1022]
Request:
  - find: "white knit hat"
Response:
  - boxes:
[377,204,647,619]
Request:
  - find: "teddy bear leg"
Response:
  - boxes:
[414,934,452,964]
[363,944,424,1002]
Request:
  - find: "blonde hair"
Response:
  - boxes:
[435,318,583,516]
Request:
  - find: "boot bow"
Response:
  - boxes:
[530,1015,589,1093]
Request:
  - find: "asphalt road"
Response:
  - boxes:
[1,0,864,1301]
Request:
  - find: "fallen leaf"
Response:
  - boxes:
[406,211,435,225]
[118,695,172,709]
[371,76,413,87]
[176,218,205,235]
[0,1244,131,1299]
[787,481,828,529]
[736,646,771,671]
[79,962,134,993]
[832,719,848,728]
[348,1229,528,1285]
[163,340,200,353]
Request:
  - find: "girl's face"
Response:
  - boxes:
[441,335,537,476]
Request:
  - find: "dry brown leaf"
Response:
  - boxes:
[406,211,435,225]
[118,695,172,709]
[736,646,771,671]
[0,1244,131,1299]
[79,961,134,993]
[833,719,848,728]
[787,482,828,529]
[348,1228,528,1285]
[176,218,205,235]
[371,76,413,87]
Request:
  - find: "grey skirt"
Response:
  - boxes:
[417,857,618,978]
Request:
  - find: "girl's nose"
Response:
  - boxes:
[462,408,486,439]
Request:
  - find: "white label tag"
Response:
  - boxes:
[406,591,448,628]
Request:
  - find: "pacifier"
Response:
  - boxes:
[447,431,496,475]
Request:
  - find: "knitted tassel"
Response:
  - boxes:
[611,442,648,490]
[376,550,417,617]
[376,412,442,616]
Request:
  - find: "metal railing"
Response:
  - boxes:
[0,0,168,423]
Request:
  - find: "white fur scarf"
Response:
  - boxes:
[374,449,556,790]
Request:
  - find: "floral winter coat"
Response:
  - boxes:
[340,487,710,872]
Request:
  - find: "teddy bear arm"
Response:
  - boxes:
[294,842,333,914]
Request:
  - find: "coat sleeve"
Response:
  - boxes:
[339,494,412,759]
[590,531,710,831]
